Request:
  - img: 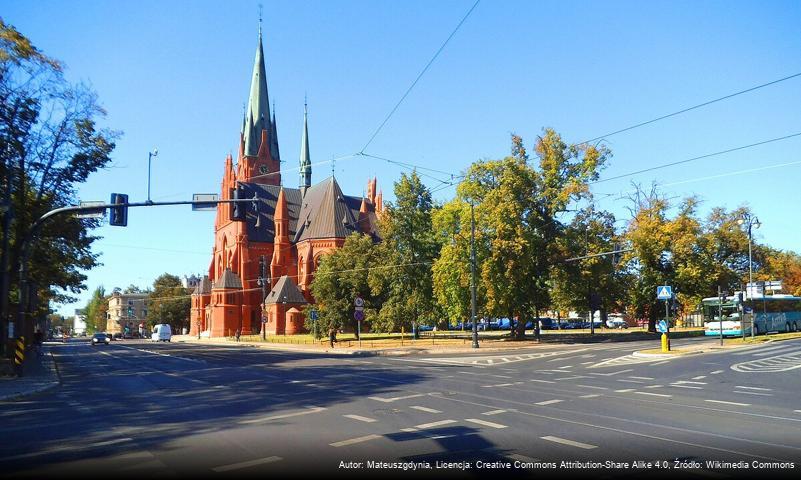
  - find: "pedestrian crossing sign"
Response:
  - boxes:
[657,286,673,300]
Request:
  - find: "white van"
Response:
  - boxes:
[151,324,172,342]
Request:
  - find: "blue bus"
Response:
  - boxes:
[702,294,801,337]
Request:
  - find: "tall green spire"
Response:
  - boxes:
[243,30,271,157]
[299,100,311,192]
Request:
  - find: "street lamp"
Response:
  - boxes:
[737,213,760,339]
[147,148,158,204]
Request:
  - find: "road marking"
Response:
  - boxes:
[465,418,508,429]
[555,376,587,381]
[414,419,457,429]
[89,437,133,447]
[576,384,608,390]
[343,414,377,423]
[652,361,669,365]
[579,394,601,398]
[794,410,801,414]
[368,393,425,403]
[330,434,382,447]
[670,384,703,390]
[580,361,595,365]
[558,365,573,369]
[617,379,646,384]
[588,369,633,376]
[491,374,513,379]
[481,383,515,388]
[676,380,707,385]
[482,409,507,416]
[734,391,772,397]
[614,389,635,393]
[535,399,563,406]
[710,370,725,374]
[752,347,801,357]
[644,385,664,389]
[239,406,326,424]
[705,399,750,407]
[735,386,772,391]
[530,379,556,384]
[212,456,282,472]
[541,436,597,449]
[635,391,672,398]
[410,406,442,414]
[692,375,707,380]
[629,376,655,380]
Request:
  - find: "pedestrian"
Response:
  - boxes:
[328,326,337,348]
[235,329,241,342]
[34,328,44,356]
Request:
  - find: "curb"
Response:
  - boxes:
[0,351,61,402]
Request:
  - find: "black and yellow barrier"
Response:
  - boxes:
[14,337,25,373]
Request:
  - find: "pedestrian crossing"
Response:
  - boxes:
[731,348,801,373]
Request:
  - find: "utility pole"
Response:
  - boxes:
[470,202,478,349]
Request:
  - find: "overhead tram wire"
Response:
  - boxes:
[589,131,801,185]
[359,0,481,154]
[577,71,801,146]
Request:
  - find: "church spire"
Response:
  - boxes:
[243,28,271,157]
[299,100,312,194]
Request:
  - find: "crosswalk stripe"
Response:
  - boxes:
[535,399,563,406]
[410,406,442,414]
[465,418,507,429]
[330,434,382,447]
[541,436,597,449]
[482,409,507,416]
[212,456,282,472]
[343,414,377,423]
[414,420,457,429]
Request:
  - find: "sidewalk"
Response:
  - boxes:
[172,335,593,356]
[0,347,61,402]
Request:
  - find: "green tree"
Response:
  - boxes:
[147,274,190,331]
[307,233,380,336]
[0,19,118,346]
[83,285,108,333]
[371,172,442,333]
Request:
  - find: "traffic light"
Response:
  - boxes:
[109,193,128,226]
[231,186,246,221]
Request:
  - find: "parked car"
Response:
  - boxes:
[606,317,629,329]
[538,318,557,330]
[91,333,110,346]
[416,324,434,332]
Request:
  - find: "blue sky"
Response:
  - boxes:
[4,0,800,316]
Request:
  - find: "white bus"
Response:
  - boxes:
[702,294,801,337]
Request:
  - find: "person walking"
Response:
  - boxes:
[328,326,337,348]
[235,329,241,342]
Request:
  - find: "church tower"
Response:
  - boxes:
[238,27,281,185]
[299,102,312,195]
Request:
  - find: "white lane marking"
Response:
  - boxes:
[676,381,707,385]
[710,370,725,374]
[330,434,383,447]
[705,399,751,407]
[541,436,597,449]
[414,419,457,429]
[535,399,563,406]
[410,406,442,414]
[617,379,646,384]
[575,384,608,390]
[752,347,801,357]
[343,414,377,423]
[734,391,772,397]
[239,406,326,424]
[482,409,507,416]
[555,376,587,381]
[212,456,282,472]
[579,394,601,398]
[670,384,703,390]
[588,369,633,376]
[89,437,133,447]
[580,361,595,365]
[465,418,507,429]
[733,344,790,356]
[558,365,573,369]
[614,389,635,393]
[644,385,664,389]
[652,361,669,366]
[481,383,514,388]
[368,393,425,403]
[530,379,556,384]
[692,375,707,380]
[794,410,801,413]
[491,374,513,379]
[635,391,672,398]
[735,386,772,391]
[629,376,655,380]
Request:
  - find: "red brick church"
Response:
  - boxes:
[190,30,382,338]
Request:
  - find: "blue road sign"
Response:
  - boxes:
[657,285,673,300]
[354,310,364,322]
[657,320,668,333]
[310,310,318,321]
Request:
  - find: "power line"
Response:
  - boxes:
[579,71,801,145]
[591,131,801,185]
[359,0,481,153]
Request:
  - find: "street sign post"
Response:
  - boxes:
[354,297,364,347]
[192,193,219,211]
[74,201,107,219]
[657,320,668,333]
[656,286,673,352]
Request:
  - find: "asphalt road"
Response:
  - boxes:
[1,336,800,479]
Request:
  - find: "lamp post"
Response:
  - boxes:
[737,213,760,339]
[147,148,158,204]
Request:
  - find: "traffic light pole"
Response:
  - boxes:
[11,198,251,356]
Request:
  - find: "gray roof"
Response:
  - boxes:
[264,275,308,305]
[293,177,362,242]
[193,275,212,295]
[237,177,378,244]
[214,269,242,290]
